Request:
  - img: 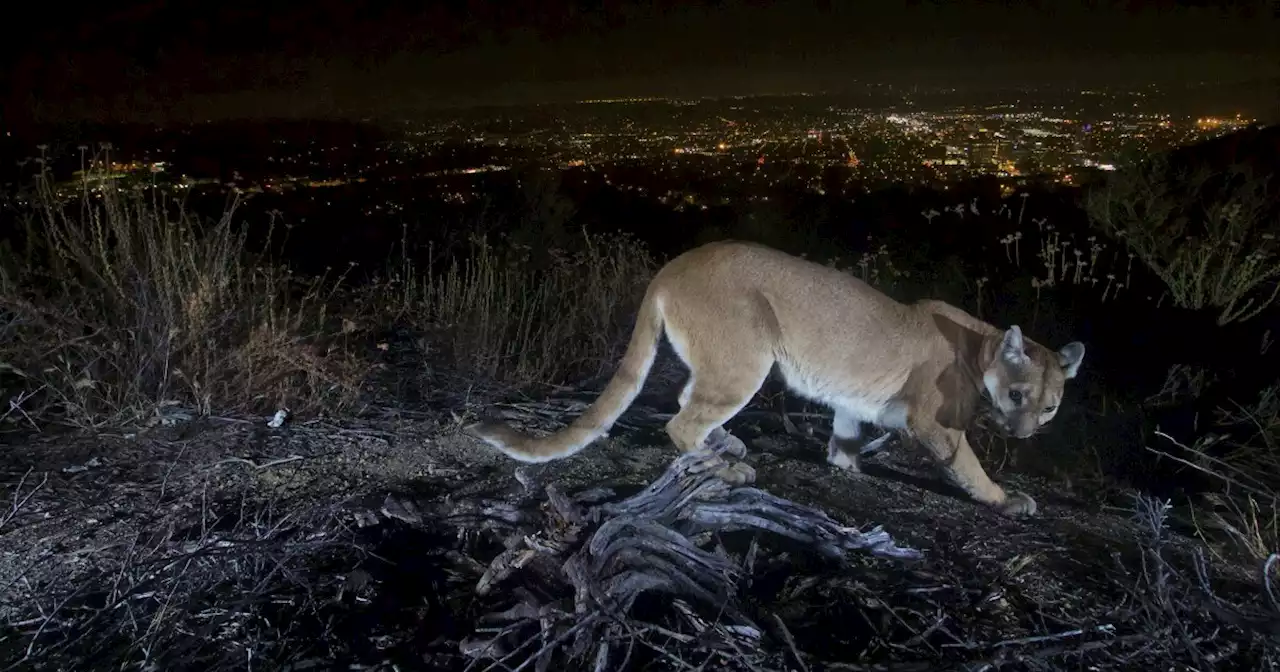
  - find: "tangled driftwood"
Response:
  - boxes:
[458,428,923,671]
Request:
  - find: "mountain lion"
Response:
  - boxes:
[467,240,1085,517]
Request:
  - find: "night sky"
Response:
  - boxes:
[3,0,1278,123]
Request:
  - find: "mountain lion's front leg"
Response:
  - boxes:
[914,423,1036,517]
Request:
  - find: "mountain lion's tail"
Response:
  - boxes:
[465,287,665,463]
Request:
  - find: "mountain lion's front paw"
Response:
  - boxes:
[998,491,1037,517]
[714,462,756,486]
[826,437,861,472]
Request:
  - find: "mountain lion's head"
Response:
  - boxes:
[982,325,1085,439]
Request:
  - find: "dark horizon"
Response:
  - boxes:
[3,0,1278,124]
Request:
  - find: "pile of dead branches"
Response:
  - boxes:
[456,428,924,671]
[1112,495,1280,668]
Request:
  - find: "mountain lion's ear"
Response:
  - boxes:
[1000,325,1029,366]
[1058,342,1085,379]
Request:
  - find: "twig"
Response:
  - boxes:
[771,612,809,672]
[1149,430,1274,499]
[1,467,47,531]
[2,385,47,432]
[210,455,304,470]
[942,623,1116,650]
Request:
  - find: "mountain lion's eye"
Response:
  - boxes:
[1009,390,1023,404]
[1043,405,1057,413]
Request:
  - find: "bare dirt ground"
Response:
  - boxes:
[1,365,1276,670]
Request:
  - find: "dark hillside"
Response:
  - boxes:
[1,123,1278,670]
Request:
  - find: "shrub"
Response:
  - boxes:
[1085,155,1280,325]
[1147,384,1280,565]
[0,148,368,428]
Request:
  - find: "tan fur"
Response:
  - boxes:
[467,240,1086,517]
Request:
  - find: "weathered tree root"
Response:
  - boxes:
[460,428,923,671]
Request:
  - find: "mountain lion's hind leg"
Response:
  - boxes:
[665,351,772,492]
[915,424,1037,517]
[667,362,768,487]
[665,358,771,452]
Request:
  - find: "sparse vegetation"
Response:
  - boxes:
[0,148,371,428]
[374,227,656,385]
[2,136,1279,670]
[1151,385,1280,565]
[1085,153,1280,324]
[0,150,659,429]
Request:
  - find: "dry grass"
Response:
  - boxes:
[1147,385,1280,566]
[0,147,370,428]
[373,227,657,385]
[0,148,659,429]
